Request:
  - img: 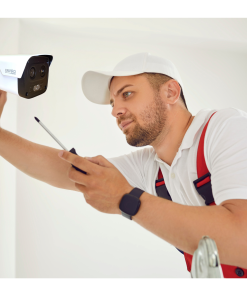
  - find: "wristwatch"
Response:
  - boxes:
[119,188,144,220]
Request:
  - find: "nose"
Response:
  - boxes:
[111,99,127,118]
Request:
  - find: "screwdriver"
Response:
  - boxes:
[34,117,86,174]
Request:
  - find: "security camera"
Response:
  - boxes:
[0,54,53,99]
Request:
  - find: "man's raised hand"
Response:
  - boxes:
[58,151,134,214]
[0,90,7,119]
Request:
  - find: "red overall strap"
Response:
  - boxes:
[156,169,164,186]
[184,114,217,273]
[196,112,216,206]
[156,169,172,201]
[183,112,247,278]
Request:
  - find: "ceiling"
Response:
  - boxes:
[21,19,247,42]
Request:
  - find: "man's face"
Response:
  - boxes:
[109,74,167,147]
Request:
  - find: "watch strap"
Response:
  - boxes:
[122,211,133,220]
[129,187,144,199]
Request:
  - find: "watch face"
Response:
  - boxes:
[119,194,141,216]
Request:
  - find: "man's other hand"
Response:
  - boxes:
[58,151,134,214]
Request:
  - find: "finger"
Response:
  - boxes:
[0,90,7,118]
[0,90,7,96]
[58,150,101,175]
[68,167,88,184]
[75,184,95,203]
[75,182,88,195]
[85,155,114,168]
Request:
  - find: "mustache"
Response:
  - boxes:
[117,115,136,126]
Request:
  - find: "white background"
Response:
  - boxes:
[0,18,247,278]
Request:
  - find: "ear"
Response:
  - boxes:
[160,80,181,105]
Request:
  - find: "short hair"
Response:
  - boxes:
[142,73,188,110]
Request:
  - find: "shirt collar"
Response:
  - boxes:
[180,108,215,150]
[154,108,215,165]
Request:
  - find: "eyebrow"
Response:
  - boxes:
[110,84,133,105]
[115,84,133,96]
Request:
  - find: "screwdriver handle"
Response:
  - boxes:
[69,148,87,174]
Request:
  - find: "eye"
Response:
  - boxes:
[110,100,114,108]
[123,91,132,99]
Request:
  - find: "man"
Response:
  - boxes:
[0,52,247,276]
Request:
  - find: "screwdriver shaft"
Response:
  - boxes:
[34,117,68,151]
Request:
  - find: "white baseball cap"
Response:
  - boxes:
[81,52,184,105]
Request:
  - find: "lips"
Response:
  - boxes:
[119,120,133,130]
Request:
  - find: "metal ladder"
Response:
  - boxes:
[191,236,223,278]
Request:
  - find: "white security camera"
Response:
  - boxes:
[0,54,53,99]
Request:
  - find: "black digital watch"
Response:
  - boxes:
[119,188,144,220]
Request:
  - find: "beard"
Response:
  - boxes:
[118,93,167,147]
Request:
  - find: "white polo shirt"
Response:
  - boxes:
[108,108,247,206]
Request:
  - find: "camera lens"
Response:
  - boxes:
[30,67,36,79]
[40,66,46,77]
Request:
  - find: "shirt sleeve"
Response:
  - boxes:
[107,147,155,191]
[204,108,247,205]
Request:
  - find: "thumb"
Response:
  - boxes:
[85,155,114,168]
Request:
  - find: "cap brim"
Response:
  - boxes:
[82,70,143,105]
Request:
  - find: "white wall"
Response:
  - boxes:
[1,19,247,278]
[0,18,19,277]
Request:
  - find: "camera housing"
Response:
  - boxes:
[0,54,53,99]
